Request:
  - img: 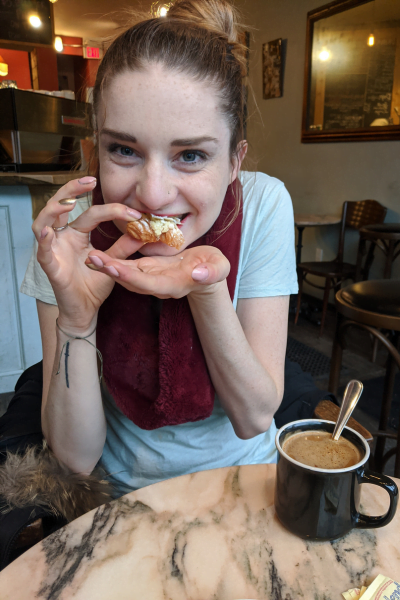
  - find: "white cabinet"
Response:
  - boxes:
[0,186,42,392]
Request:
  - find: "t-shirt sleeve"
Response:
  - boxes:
[237,173,298,299]
[20,197,90,306]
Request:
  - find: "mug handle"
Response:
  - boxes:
[355,469,398,529]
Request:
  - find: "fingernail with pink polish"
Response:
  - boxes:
[104,265,119,277]
[78,176,97,185]
[126,208,142,219]
[40,227,48,239]
[192,266,209,281]
[89,255,104,268]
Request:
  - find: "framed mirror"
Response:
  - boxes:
[302,0,400,142]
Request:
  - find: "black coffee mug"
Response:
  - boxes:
[274,419,398,541]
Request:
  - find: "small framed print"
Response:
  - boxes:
[263,38,283,99]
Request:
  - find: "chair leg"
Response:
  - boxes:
[355,238,366,282]
[395,431,400,479]
[384,241,395,279]
[320,277,331,336]
[374,332,399,472]
[371,336,379,363]
[329,312,343,396]
[363,242,376,281]
[294,269,304,325]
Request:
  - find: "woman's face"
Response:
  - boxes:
[97,63,246,256]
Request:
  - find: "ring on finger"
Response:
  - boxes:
[52,223,69,232]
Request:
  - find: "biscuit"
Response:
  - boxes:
[127,213,185,249]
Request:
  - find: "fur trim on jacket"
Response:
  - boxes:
[0,442,113,522]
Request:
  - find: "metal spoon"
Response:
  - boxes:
[331,380,364,441]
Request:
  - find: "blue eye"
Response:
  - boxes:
[119,146,134,156]
[181,150,206,164]
[182,151,197,162]
[107,143,136,157]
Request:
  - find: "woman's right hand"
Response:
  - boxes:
[32,176,144,333]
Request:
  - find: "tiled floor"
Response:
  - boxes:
[290,297,398,477]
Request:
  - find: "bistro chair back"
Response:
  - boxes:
[337,200,388,262]
[295,199,387,335]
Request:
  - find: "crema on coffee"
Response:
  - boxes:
[282,430,363,469]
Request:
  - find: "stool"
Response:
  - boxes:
[328,280,400,477]
[356,223,400,281]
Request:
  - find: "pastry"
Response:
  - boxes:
[127,213,185,249]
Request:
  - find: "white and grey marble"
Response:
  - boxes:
[0,464,399,600]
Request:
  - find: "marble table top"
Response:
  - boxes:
[0,464,399,600]
[294,213,342,227]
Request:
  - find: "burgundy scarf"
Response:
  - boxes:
[91,181,242,429]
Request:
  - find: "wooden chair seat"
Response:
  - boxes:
[300,261,356,278]
[341,280,400,318]
[314,399,373,446]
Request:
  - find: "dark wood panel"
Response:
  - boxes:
[0,0,53,48]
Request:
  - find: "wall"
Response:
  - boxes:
[237,0,400,293]
[36,47,59,91]
[0,48,31,88]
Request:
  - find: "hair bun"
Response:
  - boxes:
[157,0,241,44]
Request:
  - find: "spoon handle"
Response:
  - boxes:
[332,380,363,441]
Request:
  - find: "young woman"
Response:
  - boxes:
[20,0,298,498]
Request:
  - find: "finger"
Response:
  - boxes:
[32,198,77,240]
[36,226,59,277]
[71,204,141,235]
[86,250,177,271]
[87,261,172,297]
[105,234,144,259]
[87,235,146,263]
[50,175,97,203]
[192,259,230,284]
[32,176,97,239]
[84,253,229,297]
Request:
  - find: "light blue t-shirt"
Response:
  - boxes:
[21,171,298,498]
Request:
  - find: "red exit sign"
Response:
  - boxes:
[84,46,100,59]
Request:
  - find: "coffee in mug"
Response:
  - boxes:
[282,430,362,470]
[274,419,398,540]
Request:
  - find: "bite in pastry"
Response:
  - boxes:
[127,213,185,249]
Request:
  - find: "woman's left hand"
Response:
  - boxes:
[85,243,230,299]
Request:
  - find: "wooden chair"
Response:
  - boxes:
[329,280,400,477]
[295,200,387,335]
[314,399,373,446]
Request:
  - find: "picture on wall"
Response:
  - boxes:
[263,38,283,99]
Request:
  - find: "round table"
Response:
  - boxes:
[294,213,341,265]
[0,464,399,600]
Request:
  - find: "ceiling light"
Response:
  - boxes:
[368,33,375,46]
[319,48,330,61]
[29,15,42,28]
[54,36,63,52]
[159,6,168,16]
[0,55,8,77]
[49,0,58,3]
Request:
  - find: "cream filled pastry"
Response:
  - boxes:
[127,213,185,249]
